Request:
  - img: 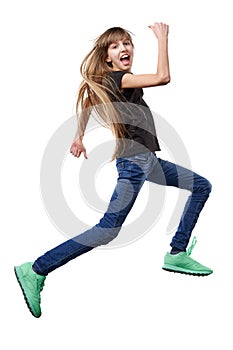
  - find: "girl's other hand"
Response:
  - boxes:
[148,22,169,39]
[70,139,88,159]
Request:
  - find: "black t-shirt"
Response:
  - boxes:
[107,70,161,157]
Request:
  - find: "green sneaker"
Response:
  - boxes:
[162,237,213,276]
[14,262,46,318]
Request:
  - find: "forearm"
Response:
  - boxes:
[74,109,91,142]
[157,37,170,82]
[121,22,170,88]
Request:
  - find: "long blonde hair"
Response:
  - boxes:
[76,27,134,159]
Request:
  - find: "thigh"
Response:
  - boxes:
[116,156,148,187]
[147,157,197,191]
[107,158,147,214]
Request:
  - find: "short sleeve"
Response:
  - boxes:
[108,71,129,90]
[107,71,133,102]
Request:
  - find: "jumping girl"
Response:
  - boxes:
[14,22,213,318]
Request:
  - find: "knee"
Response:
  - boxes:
[196,176,212,196]
[99,226,121,245]
[207,180,212,194]
[204,178,212,194]
[104,232,120,245]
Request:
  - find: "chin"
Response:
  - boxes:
[121,65,132,71]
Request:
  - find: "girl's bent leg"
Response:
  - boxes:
[170,170,212,251]
[148,157,212,252]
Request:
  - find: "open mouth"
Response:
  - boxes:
[120,54,130,65]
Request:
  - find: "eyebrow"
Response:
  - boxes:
[109,38,131,45]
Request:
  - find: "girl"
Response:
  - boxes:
[14,23,213,318]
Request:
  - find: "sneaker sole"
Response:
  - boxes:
[14,266,41,318]
[162,265,213,276]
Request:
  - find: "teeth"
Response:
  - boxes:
[121,55,129,60]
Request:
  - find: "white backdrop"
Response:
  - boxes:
[1,0,232,349]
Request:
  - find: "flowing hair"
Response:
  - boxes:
[76,27,134,159]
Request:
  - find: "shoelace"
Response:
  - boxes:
[187,236,197,256]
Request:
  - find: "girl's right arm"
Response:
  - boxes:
[121,22,170,89]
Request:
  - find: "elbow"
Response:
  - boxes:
[161,74,171,85]
[156,72,171,86]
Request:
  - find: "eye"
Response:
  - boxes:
[110,43,118,49]
[124,41,131,46]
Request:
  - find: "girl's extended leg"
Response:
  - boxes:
[32,156,148,276]
[14,154,150,317]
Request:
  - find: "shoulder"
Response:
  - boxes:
[108,71,132,89]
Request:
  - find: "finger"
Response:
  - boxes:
[70,148,75,156]
[72,149,78,157]
[148,24,155,29]
[70,145,77,155]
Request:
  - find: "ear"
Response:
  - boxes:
[105,56,112,63]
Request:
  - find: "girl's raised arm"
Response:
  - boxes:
[121,22,170,89]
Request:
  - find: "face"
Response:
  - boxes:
[106,38,134,72]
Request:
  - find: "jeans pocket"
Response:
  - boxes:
[116,158,124,169]
[116,158,131,177]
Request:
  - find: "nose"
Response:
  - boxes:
[119,42,127,51]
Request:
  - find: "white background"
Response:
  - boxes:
[1,0,232,349]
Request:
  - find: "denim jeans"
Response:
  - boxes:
[33,152,211,275]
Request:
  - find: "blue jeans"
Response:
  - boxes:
[33,152,211,275]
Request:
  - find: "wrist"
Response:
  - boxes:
[75,135,84,143]
[157,36,168,44]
